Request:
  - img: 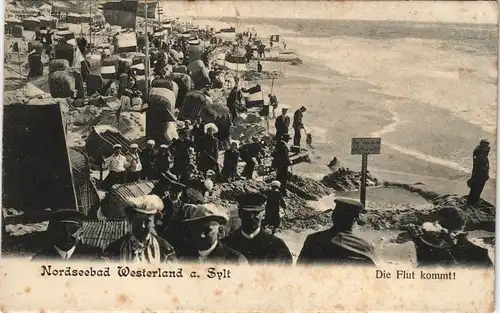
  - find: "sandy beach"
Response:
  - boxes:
[2,1,497,266]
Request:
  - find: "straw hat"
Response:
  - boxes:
[204,123,218,134]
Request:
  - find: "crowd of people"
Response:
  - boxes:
[23,20,494,268]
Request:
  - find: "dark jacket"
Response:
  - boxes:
[292,109,304,129]
[179,242,248,264]
[239,142,265,163]
[227,88,243,106]
[198,135,219,171]
[171,138,193,166]
[154,151,171,175]
[140,148,157,178]
[264,189,286,227]
[223,149,240,171]
[223,229,292,264]
[31,243,107,261]
[297,228,376,265]
[275,115,290,134]
[272,141,291,169]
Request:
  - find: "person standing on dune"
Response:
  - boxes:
[467,139,490,206]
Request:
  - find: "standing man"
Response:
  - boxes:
[297,198,376,265]
[105,195,177,264]
[154,144,172,179]
[268,93,278,118]
[198,123,221,180]
[102,144,129,190]
[467,139,490,206]
[32,210,107,261]
[223,193,293,264]
[180,205,247,264]
[222,141,240,182]
[126,143,143,182]
[292,106,307,147]
[170,129,194,185]
[227,86,243,122]
[274,106,290,143]
[140,140,157,180]
[272,134,291,194]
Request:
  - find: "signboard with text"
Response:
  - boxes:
[351,137,382,155]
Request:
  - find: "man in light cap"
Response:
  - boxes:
[140,139,157,180]
[223,193,292,264]
[102,144,129,190]
[179,204,247,264]
[126,143,143,182]
[274,106,290,143]
[292,106,307,146]
[105,195,177,264]
[32,210,107,261]
[297,198,376,265]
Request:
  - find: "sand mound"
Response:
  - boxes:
[357,194,495,232]
[242,70,284,81]
[280,174,332,201]
[321,167,382,191]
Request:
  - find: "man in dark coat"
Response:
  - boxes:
[272,134,291,194]
[179,205,247,264]
[223,193,292,264]
[292,106,307,146]
[239,138,266,179]
[274,107,290,143]
[140,139,157,180]
[408,206,492,268]
[227,86,244,122]
[32,210,107,261]
[105,195,177,264]
[170,129,194,184]
[222,141,240,181]
[297,198,376,265]
[191,117,205,161]
[198,123,221,180]
[467,139,490,206]
[263,180,287,234]
[154,144,171,179]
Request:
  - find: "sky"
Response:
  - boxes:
[162,1,498,24]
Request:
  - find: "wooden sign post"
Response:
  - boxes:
[351,137,381,207]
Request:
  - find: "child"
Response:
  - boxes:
[222,141,240,182]
[264,180,287,234]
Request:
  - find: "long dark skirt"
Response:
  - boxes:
[126,171,142,183]
[103,171,126,190]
